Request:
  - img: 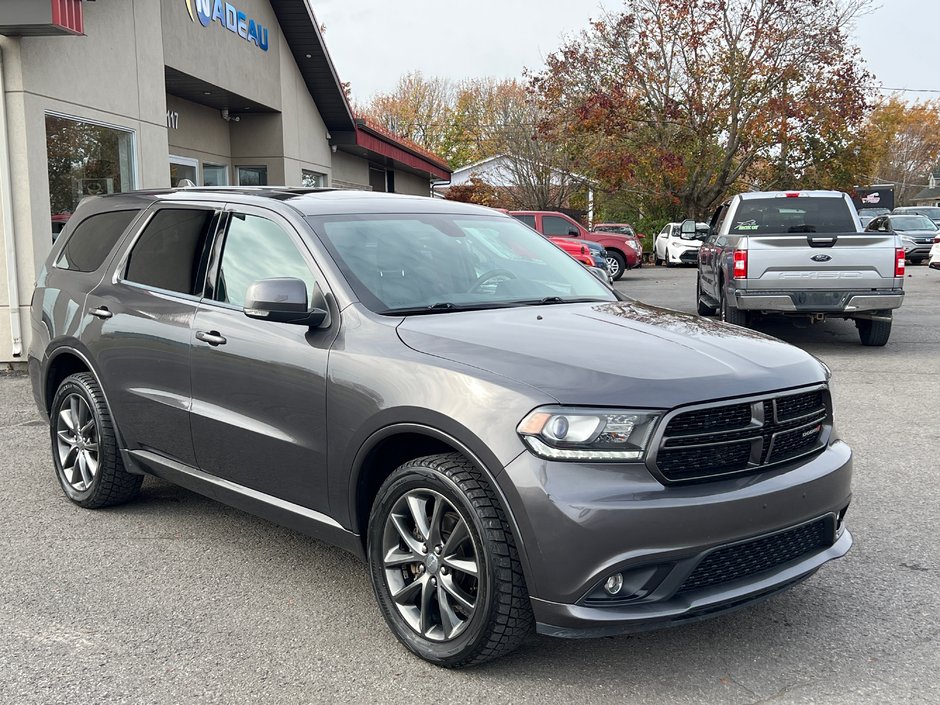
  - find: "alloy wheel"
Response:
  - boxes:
[55,393,99,492]
[381,489,480,642]
[606,255,621,278]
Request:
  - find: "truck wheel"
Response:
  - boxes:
[856,318,891,346]
[720,288,749,327]
[367,453,533,668]
[607,251,626,281]
[50,372,143,508]
[696,274,717,316]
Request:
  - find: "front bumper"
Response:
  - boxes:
[903,245,932,260]
[498,440,852,636]
[734,289,904,313]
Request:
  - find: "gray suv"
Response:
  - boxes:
[29,188,852,667]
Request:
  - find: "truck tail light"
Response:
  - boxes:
[732,249,748,279]
[895,248,905,277]
[785,192,801,198]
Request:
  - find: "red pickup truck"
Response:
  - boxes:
[508,211,640,280]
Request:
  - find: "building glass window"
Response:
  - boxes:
[237,166,268,186]
[302,170,327,188]
[169,155,199,187]
[204,164,228,186]
[45,114,136,240]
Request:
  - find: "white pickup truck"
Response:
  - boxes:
[694,190,905,346]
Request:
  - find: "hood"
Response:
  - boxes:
[396,301,826,409]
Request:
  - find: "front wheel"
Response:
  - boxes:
[50,372,142,508]
[856,318,892,346]
[607,251,626,281]
[367,454,533,667]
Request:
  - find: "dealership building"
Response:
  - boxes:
[0,0,451,362]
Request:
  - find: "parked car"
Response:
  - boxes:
[865,213,937,265]
[592,223,646,264]
[509,211,639,280]
[892,205,940,228]
[654,221,707,266]
[31,188,852,667]
[858,214,875,229]
[697,190,904,346]
[928,232,940,269]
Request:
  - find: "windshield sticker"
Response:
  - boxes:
[734,219,759,231]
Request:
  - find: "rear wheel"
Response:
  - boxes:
[856,317,892,346]
[50,372,142,508]
[607,251,626,281]
[367,453,533,667]
[720,284,749,327]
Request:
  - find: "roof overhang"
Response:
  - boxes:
[268,0,355,132]
[332,121,451,180]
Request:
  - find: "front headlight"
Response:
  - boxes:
[517,407,661,461]
[900,236,916,245]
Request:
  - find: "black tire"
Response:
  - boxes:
[654,254,663,266]
[367,453,533,668]
[696,274,717,316]
[856,318,892,346]
[720,284,749,327]
[49,372,142,508]
[607,251,626,281]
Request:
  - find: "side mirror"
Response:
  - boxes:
[244,277,328,327]
[585,265,612,285]
[680,219,696,235]
[568,227,580,237]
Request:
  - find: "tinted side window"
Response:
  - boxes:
[56,209,140,272]
[125,208,216,295]
[512,214,536,228]
[543,215,575,236]
[214,214,316,309]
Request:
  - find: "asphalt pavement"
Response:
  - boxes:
[1,265,938,704]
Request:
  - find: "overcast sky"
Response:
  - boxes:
[314,0,938,105]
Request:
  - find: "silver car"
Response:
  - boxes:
[866,214,938,264]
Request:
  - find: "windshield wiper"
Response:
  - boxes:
[515,296,608,306]
[383,302,509,316]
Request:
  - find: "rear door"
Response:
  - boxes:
[85,203,222,465]
[189,204,337,512]
[728,194,899,291]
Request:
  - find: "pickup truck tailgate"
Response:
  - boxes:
[743,233,899,290]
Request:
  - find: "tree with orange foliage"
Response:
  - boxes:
[531,0,873,218]
[858,96,940,204]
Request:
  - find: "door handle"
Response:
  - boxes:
[195,330,227,346]
[89,307,112,320]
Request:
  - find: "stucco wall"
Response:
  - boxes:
[393,170,431,197]
[0,0,170,361]
[160,0,281,111]
[166,94,232,170]
[331,151,369,189]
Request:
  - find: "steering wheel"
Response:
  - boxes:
[469,268,518,293]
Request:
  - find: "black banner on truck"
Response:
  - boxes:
[851,185,894,211]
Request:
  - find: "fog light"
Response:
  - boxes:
[604,573,624,595]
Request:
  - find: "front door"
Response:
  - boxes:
[189,206,337,513]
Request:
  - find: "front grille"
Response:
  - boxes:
[677,518,831,595]
[654,388,828,482]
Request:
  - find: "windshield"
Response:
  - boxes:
[679,222,709,240]
[307,213,617,314]
[731,198,856,234]
[890,215,937,231]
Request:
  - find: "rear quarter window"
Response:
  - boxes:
[55,209,140,272]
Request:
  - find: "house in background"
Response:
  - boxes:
[911,167,940,206]
[434,154,595,224]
